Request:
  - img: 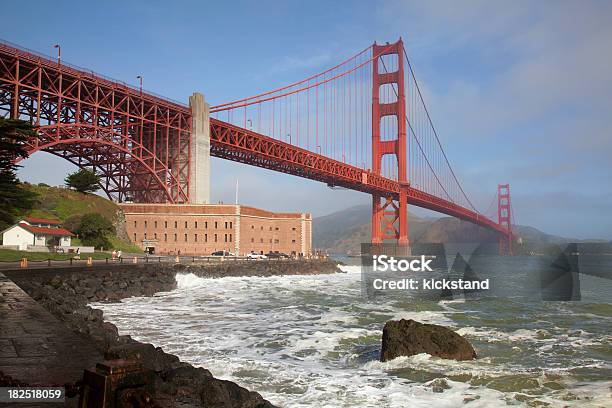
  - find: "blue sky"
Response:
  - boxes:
[4,0,612,239]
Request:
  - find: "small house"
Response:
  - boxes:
[1,217,74,251]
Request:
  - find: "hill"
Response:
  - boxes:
[24,183,119,222]
[15,183,139,252]
[312,204,573,254]
[312,205,431,253]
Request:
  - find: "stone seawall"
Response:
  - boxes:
[3,259,340,407]
[175,258,341,278]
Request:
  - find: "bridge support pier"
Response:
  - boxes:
[371,189,409,250]
[188,92,211,204]
[371,194,382,244]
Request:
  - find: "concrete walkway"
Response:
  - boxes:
[0,272,103,388]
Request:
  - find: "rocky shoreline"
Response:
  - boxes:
[4,259,340,407]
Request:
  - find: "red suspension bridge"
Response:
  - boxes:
[0,38,513,253]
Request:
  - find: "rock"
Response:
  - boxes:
[380,319,476,361]
[161,365,213,384]
[94,289,106,300]
[105,343,181,372]
[157,365,276,407]
[463,394,481,403]
[50,275,62,287]
[428,377,451,393]
[159,365,213,401]
[101,321,119,348]
[200,378,276,408]
[117,334,135,345]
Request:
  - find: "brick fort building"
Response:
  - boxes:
[120,203,312,256]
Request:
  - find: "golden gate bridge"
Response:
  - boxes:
[0,38,513,254]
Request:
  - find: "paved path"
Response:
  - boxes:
[0,272,103,388]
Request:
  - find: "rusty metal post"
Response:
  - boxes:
[79,360,154,408]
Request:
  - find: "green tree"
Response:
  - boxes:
[77,213,115,249]
[65,169,100,193]
[63,214,84,234]
[0,118,37,230]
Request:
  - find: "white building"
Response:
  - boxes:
[1,217,74,250]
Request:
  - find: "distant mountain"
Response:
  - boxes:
[312,204,574,254]
[312,204,371,251]
[312,205,432,253]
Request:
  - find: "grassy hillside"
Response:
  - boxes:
[23,183,118,222]
[6,183,141,253]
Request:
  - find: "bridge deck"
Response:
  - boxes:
[0,39,510,240]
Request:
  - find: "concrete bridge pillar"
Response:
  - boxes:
[189,92,211,204]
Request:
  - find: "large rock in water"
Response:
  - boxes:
[380,319,476,362]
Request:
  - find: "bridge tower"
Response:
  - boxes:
[498,184,513,255]
[371,39,409,247]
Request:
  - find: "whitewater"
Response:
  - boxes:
[94,263,611,407]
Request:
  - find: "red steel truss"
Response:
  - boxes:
[0,38,512,243]
[0,41,191,203]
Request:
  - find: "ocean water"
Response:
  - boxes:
[94,263,611,407]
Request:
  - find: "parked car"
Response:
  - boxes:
[247,251,267,260]
[266,251,290,259]
[211,250,235,256]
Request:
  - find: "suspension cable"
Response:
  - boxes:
[378,57,453,202]
[402,44,477,212]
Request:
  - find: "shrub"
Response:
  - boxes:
[77,213,115,249]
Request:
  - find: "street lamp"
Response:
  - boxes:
[286,133,291,144]
[316,145,321,154]
[53,44,61,65]
[136,75,143,93]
